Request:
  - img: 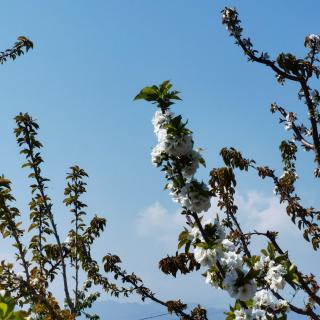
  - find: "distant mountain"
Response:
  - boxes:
[81,300,307,320]
[81,300,225,320]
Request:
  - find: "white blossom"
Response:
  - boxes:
[265,261,286,291]
[182,150,202,177]
[254,255,270,271]
[304,34,320,52]
[276,74,284,84]
[236,281,257,301]
[224,269,257,301]
[188,190,211,213]
[279,170,298,182]
[166,134,193,157]
[223,270,238,297]
[156,128,167,143]
[155,126,193,157]
[188,226,202,242]
[151,144,165,166]
[222,239,235,251]
[306,128,313,137]
[169,184,189,206]
[64,235,72,245]
[221,251,243,269]
[152,110,172,134]
[311,90,320,105]
[284,112,297,131]
[16,272,24,279]
[0,290,5,296]
[286,112,296,123]
[284,122,292,131]
[194,246,216,267]
[205,271,220,288]
[251,308,267,320]
[173,182,211,213]
[234,308,250,320]
[273,187,279,195]
[253,289,274,308]
[277,299,289,311]
[30,277,40,286]
[222,8,239,36]
[213,218,226,242]
[222,8,234,22]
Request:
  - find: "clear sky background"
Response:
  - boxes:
[0,0,319,312]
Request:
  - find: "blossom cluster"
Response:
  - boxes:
[234,290,289,320]
[284,112,297,131]
[221,7,242,38]
[151,110,211,213]
[150,107,290,319]
[282,111,314,151]
[189,220,255,301]
[190,222,289,319]
[254,256,286,291]
[304,34,320,53]
[311,89,320,105]
[273,170,299,195]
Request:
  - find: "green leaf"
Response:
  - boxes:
[0,302,8,316]
[134,86,158,101]
[260,249,268,256]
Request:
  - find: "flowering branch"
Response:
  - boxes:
[221,7,320,172]
[136,79,320,319]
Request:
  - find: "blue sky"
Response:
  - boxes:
[0,0,319,312]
